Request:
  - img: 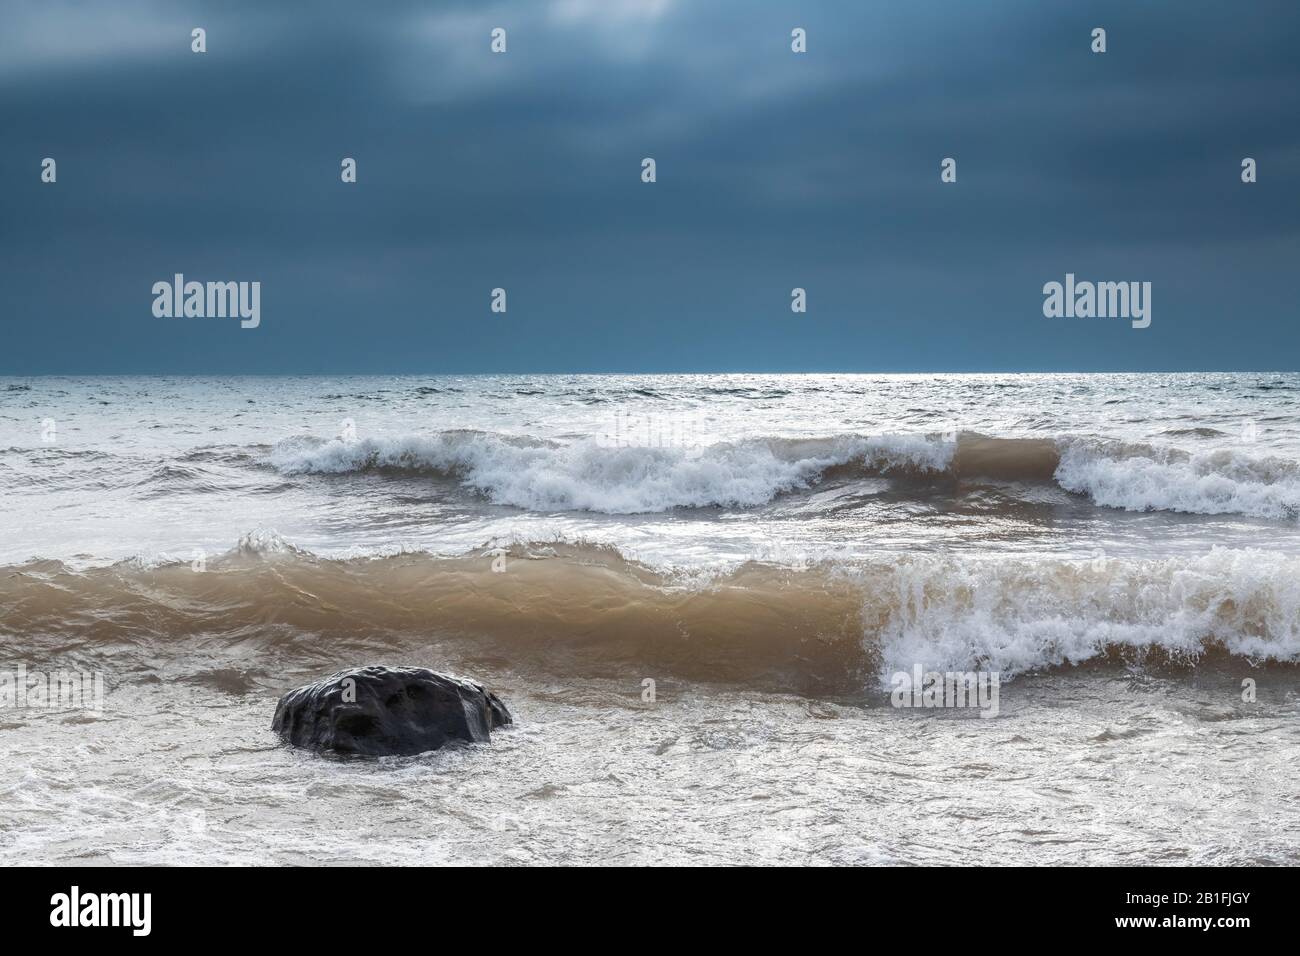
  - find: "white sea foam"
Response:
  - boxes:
[871,548,1300,676]
[234,527,305,557]
[271,429,1300,521]
[270,431,952,513]
[1055,440,1300,519]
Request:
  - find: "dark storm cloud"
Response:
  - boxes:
[2,0,1298,372]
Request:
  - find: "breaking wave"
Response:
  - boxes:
[266,429,1300,520]
[1055,440,1300,520]
[4,537,1298,691]
[269,431,953,513]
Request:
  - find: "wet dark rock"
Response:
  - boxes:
[272,665,512,756]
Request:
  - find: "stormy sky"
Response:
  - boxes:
[2,0,1298,373]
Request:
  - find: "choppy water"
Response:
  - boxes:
[2,373,1299,864]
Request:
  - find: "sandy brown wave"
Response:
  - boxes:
[4,543,1300,694]
[950,434,1060,481]
[0,545,870,692]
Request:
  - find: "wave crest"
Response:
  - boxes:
[4,539,1298,690]
[267,429,1300,520]
[1056,440,1300,519]
[270,431,952,513]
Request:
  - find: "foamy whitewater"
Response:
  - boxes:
[2,373,1299,864]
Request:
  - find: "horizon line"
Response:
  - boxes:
[2,369,1298,378]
